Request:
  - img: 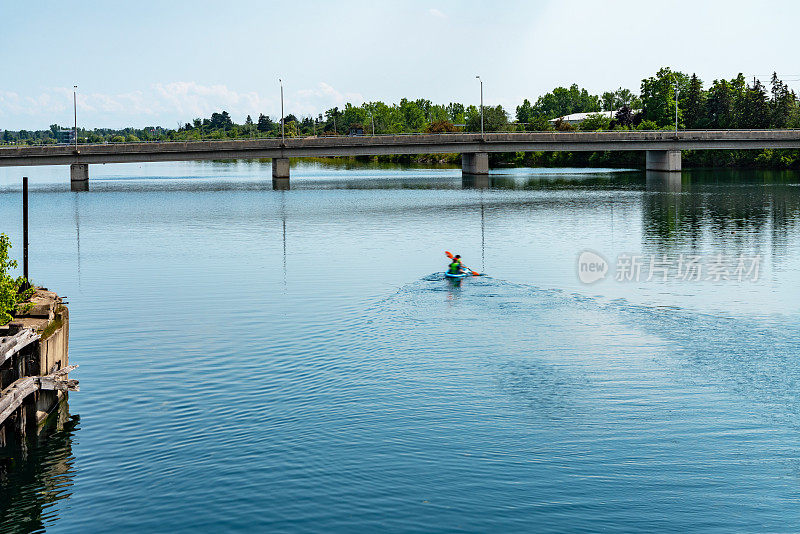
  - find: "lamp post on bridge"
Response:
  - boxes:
[73,85,78,151]
[475,75,484,140]
[672,75,680,136]
[369,107,375,136]
[279,78,285,142]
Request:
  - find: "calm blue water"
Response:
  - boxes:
[2,161,800,532]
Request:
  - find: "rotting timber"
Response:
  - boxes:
[0,289,77,447]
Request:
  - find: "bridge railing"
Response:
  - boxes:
[2,128,800,149]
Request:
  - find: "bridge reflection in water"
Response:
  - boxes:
[646,170,683,192]
[462,174,491,189]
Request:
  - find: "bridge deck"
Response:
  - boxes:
[2,130,800,167]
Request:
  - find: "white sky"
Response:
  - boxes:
[1,0,798,129]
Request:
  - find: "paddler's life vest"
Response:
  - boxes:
[448,261,461,274]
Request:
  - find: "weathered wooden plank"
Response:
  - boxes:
[38,377,79,392]
[0,364,79,425]
[0,329,40,365]
[0,377,39,424]
[51,364,78,377]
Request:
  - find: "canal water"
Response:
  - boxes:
[1,161,800,532]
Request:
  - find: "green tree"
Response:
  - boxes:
[516,99,535,123]
[465,105,508,132]
[210,111,233,130]
[682,74,706,129]
[0,234,26,325]
[324,107,343,133]
[527,115,553,131]
[707,79,735,128]
[516,99,551,130]
[257,114,273,132]
[447,102,465,124]
[338,104,369,132]
[610,87,641,109]
[427,104,450,124]
[601,91,616,112]
[740,79,770,129]
[770,72,796,129]
[636,120,659,131]
[640,67,689,127]
[533,84,600,118]
[579,113,612,131]
[398,99,426,131]
[426,120,458,133]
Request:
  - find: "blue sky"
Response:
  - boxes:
[2,0,799,129]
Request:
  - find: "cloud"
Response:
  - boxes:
[153,81,272,118]
[0,83,278,128]
[0,81,372,128]
[294,82,364,115]
[428,8,447,19]
[0,90,68,119]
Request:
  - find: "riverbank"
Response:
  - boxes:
[326,148,800,170]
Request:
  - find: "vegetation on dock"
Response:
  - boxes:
[0,235,30,325]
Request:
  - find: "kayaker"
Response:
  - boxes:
[448,255,464,274]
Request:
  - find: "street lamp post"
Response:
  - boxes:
[369,108,375,136]
[671,74,680,136]
[674,80,679,135]
[475,76,484,139]
[73,85,78,150]
[279,78,285,142]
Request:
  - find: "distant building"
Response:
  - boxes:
[550,109,641,126]
[348,125,364,136]
[55,129,75,144]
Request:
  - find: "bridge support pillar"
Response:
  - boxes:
[645,150,681,172]
[70,164,89,192]
[272,158,290,190]
[462,152,489,175]
[70,163,88,181]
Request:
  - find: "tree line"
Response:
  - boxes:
[3,68,800,168]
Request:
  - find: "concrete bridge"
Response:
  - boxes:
[2,130,799,190]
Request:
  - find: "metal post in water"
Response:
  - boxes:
[22,177,29,283]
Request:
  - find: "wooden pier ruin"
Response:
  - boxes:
[0,289,76,446]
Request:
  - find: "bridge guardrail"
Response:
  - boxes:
[3,128,800,149]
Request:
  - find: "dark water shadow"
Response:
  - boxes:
[0,402,80,533]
